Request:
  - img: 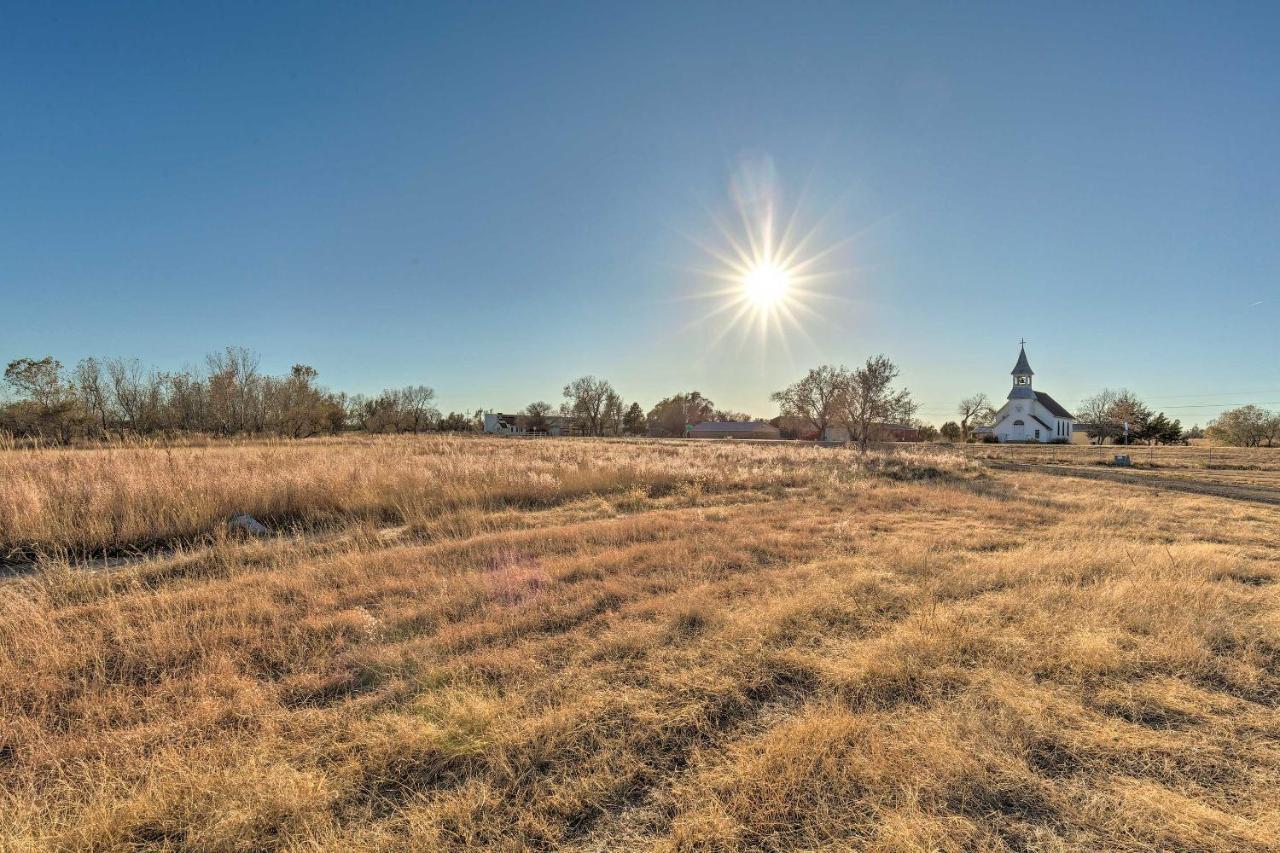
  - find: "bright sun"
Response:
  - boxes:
[743,262,790,307]
[682,160,851,352]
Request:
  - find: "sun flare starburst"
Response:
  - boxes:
[680,159,851,355]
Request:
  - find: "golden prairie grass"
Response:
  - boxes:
[0,435,902,560]
[2,436,1279,850]
[959,441,1280,471]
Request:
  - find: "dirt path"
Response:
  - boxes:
[986,460,1280,506]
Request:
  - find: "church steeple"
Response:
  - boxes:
[1009,341,1035,399]
[1011,342,1033,377]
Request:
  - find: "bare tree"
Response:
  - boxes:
[271,365,344,437]
[771,365,847,439]
[399,385,439,434]
[345,394,372,431]
[956,393,994,442]
[525,400,553,433]
[165,367,207,432]
[1266,413,1280,448]
[840,355,916,454]
[601,390,625,436]
[206,347,262,434]
[1075,389,1120,444]
[1076,388,1152,445]
[1108,390,1151,444]
[562,375,617,436]
[74,357,111,438]
[106,357,149,436]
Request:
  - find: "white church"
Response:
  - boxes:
[982,344,1076,443]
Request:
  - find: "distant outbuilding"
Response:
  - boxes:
[688,421,782,440]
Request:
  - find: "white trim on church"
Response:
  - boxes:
[988,344,1076,443]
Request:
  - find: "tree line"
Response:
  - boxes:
[10,348,1270,448]
[1068,388,1186,445]
[0,348,484,443]
[1205,405,1280,447]
[520,381,756,438]
[545,358,918,449]
[1042,388,1274,447]
[2,348,920,446]
[0,349,765,444]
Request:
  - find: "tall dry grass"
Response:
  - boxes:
[1,435,931,560]
[959,440,1280,470]
[1,437,1278,850]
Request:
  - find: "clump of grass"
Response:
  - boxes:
[666,604,715,640]
[611,486,651,513]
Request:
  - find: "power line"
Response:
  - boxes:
[1154,401,1280,410]
[1142,389,1280,401]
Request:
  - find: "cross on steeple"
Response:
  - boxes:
[1019,337,1026,346]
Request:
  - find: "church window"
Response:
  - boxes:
[1013,420,1024,426]
[1035,429,1040,440]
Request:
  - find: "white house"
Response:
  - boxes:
[987,344,1076,443]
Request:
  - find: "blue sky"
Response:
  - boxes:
[3,2,1277,425]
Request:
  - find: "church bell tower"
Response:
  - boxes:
[1009,342,1035,400]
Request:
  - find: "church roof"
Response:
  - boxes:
[1030,414,1053,431]
[1034,391,1073,419]
[1011,345,1033,376]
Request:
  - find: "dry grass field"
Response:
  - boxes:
[3,436,1280,850]
[954,443,1280,507]
[959,441,1280,472]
